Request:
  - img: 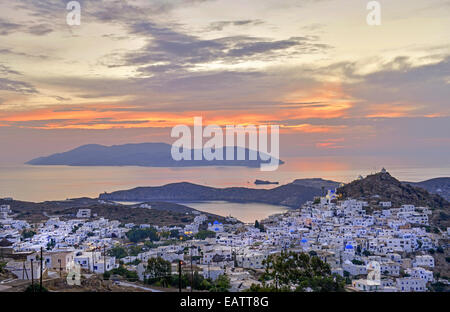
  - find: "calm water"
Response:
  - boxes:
[177,201,288,223]
[0,156,448,204]
[117,200,289,223]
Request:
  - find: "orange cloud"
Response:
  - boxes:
[282,83,355,119]
[315,138,345,149]
[365,103,419,118]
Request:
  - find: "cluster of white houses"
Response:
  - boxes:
[1,192,448,292]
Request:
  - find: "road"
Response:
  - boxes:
[116,281,162,292]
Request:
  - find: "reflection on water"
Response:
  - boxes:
[178,201,289,223]
[0,156,448,202]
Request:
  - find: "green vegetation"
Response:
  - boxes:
[108,246,128,259]
[249,251,345,292]
[71,225,80,234]
[143,257,230,292]
[194,230,216,240]
[128,245,145,256]
[254,220,265,232]
[351,259,364,265]
[126,227,159,243]
[24,284,48,292]
[130,259,142,266]
[209,274,231,292]
[22,230,36,239]
[110,265,139,281]
[103,271,111,280]
[46,239,56,250]
[162,272,229,292]
[170,229,180,238]
[429,282,449,292]
[145,257,171,287]
[0,262,6,273]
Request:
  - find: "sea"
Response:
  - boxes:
[0,156,448,222]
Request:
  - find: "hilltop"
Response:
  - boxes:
[337,171,448,209]
[292,178,341,191]
[0,198,230,226]
[99,181,323,208]
[337,171,449,228]
[26,143,283,168]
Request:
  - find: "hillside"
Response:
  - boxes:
[292,178,341,191]
[26,143,283,168]
[337,171,450,228]
[337,171,448,209]
[99,181,323,208]
[0,198,229,226]
[404,177,450,201]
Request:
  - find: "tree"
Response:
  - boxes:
[24,284,48,292]
[110,265,139,281]
[254,220,265,232]
[351,259,364,265]
[0,262,6,273]
[128,245,145,257]
[194,230,216,240]
[146,257,171,287]
[126,227,159,243]
[252,251,345,292]
[210,275,231,292]
[108,246,128,259]
[22,230,36,239]
[103,271,111,280]
[46,239,56,250]
[170,229,180,238]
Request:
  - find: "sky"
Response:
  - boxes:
[0,0,449,165]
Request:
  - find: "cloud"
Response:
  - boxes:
[0,78,37,94]
[0,18,21,35]
[0,64,22,76]
[0,16,54,36]
[342,56,450,117]
[121,21,330,74]
[209,20,264,31]
[26,23,54,36]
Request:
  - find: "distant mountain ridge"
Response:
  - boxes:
[99,181,324,208]
[403,177,450,201]
[292,178,341,191]
[26,143,284,168]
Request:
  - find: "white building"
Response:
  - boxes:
[406,267,434,283]
[76,209,91,219]
[413,255,434,268]
[396,277,427,292]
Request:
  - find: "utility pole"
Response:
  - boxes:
[30,259,34,292]
[58,259,62,278]
[178,260,182,293]
[92,247,95,273]
[40,247,43,292]
[190,245,193,292]
[103,245,106,276]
